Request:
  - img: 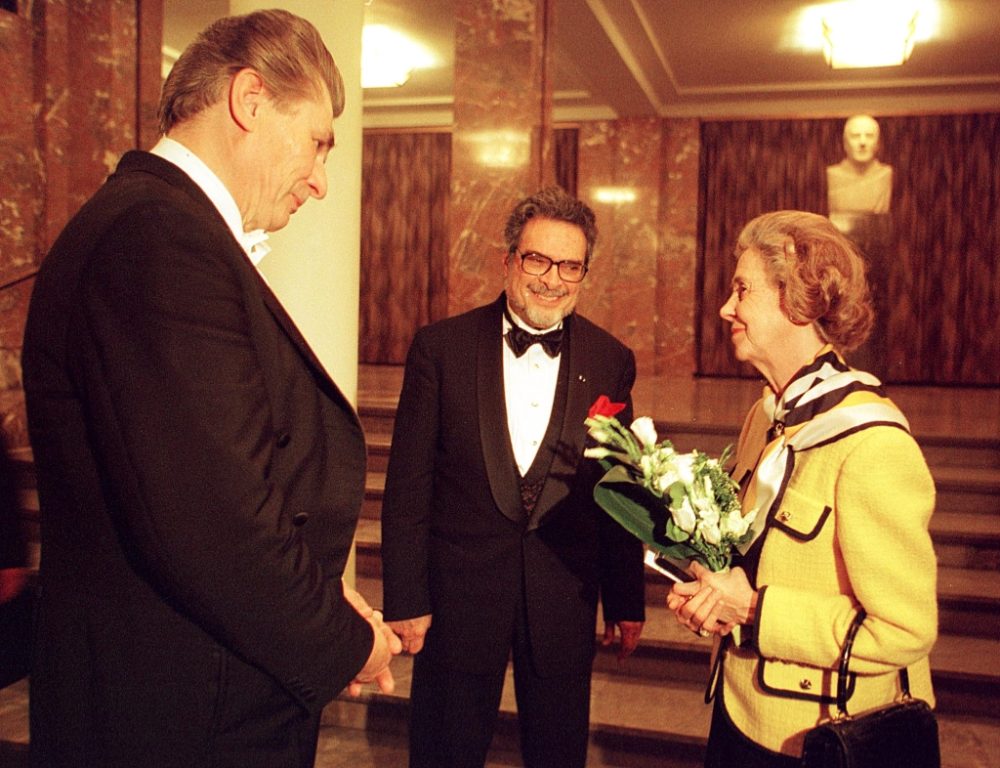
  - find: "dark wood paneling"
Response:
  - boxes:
[697,114,1000,385]
[553,127,578,196]
[359,132,451,364]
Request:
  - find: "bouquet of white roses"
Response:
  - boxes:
[584,395,755,578]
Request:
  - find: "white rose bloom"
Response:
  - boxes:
[699,519,722,545]
[719,510,743,538]
[656,472,676,495]
[690,483,713,514]
[630,417,659,449]
[699,503,720,527]
[671,496,697,533]
[589,428,610,443]
[674,453,695,486]
[653,444,675,460]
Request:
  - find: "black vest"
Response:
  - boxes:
[516,327,571,515]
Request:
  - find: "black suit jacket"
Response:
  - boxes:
[381,295,645,677]
[22,152,373,767]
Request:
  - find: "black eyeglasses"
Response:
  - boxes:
[515,250,589,283]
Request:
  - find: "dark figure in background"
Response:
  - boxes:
[22,10,399,768]
[381,186,646,768]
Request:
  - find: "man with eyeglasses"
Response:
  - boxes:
[381,186,645,768]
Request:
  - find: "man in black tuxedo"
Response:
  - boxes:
[22,10,399,767]
[381,187,646,768]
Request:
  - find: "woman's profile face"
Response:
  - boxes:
[719,248,796,374]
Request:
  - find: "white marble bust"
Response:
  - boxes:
[826,114,892,215]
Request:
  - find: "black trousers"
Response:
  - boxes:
[0,587,33,690]
[407,599,591,768]
[705,685,799,768]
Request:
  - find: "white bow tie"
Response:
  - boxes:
[242,229,271,265]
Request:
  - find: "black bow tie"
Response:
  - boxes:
[505,324,563,358]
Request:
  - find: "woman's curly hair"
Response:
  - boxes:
[735,210,874,352]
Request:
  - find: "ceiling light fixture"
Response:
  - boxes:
[362,24,435,89]
[821,1,920,69]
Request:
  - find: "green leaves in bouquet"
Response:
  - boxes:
[593,453,751,573]
[594,461,709,566]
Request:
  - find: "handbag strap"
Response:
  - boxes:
[835,608,912,716]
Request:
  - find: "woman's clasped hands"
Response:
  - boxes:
[666,561,759,639]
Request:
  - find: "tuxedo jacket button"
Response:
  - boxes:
[292,512,309,527]
[276,432,291,448]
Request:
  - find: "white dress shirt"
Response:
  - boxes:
[149,137,271,265]
[502,307,562,476]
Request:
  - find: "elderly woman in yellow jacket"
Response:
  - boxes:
[668,210,937,766]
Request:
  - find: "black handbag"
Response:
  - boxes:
[799,609,940,768]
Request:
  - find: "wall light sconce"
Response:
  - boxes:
[362,24,435,89]
[821,2,919,68]
[465,130,532,169]
[592,187,637,205]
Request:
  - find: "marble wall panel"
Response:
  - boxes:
[0,9,40,280]
[0,0,154,450]
[656,119,699,378]
[0,7,40,451]
[448,0,550,316]
[65,1,138,214]
[576,118,665,377]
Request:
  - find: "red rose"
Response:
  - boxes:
[588,395,626,419]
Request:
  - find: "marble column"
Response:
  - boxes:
[231,0,365,404]
[448,0,554,316]
[0,1,154,451]
[655,118,699,379]
[574,117,699,379]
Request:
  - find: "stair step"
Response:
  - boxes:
[358,403,396,440]
[366,440,390,473]
[932,511,1000,570]
[357,509,1000,637]
[362,451,1000,517]
[351,369,1000,763]
[361,478,1000,568]
[4,664,998,768]
[933,465,1000,514]
[324,652,712,768]
[361,474,385,521]
[352,562,1000,721]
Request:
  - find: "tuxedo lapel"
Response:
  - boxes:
[527,316,590,530]
[477,299,525,524]
[127,152,361,427]
[256,278,362,426]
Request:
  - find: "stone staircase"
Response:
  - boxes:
[3,371,998,766]
[337,366,1000,767]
